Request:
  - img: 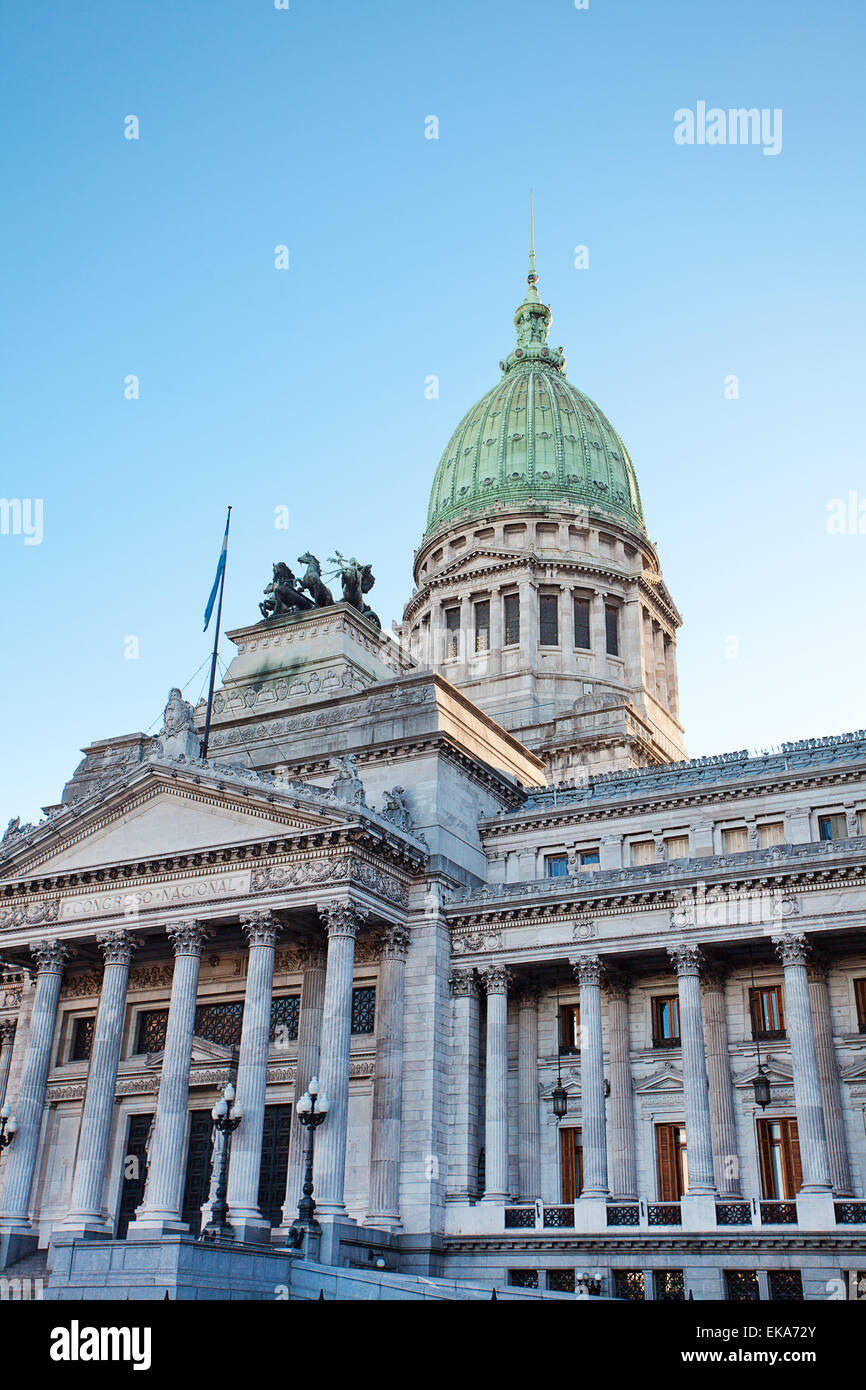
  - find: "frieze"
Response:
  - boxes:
[452,930,504,955]
[252,858,349,892]
[0,899,60,929]
[57,871,252,923]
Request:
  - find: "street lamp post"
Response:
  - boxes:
[289,1076,329,1250]
[0,1102,17,1157]
[200,1083,242,1242]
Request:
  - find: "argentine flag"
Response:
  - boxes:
[203,514,230,631]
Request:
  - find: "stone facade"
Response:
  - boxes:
[0,269,864,1301]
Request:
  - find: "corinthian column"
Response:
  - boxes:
[572,955,609,1199]
[604,972,637,1201]
[366,924,410,1230]
[480,964,511,1203]
[667,944,716,1199]
[701,965,741,1197]
[0,1021,17,1107]
[63,930,137,1235]
[226,911,281,1242]
[0,939,69,1255]
[772,934,832,1197]
[515,982,541,1201]
[314,900,367,1219]
[281,942,327,1230]
[807,956,852,1195]
[447,969,481,1201]
[127,920,210,1238]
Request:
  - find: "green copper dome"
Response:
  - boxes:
[425,262,646,538]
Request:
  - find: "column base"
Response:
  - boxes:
[125,1217,190,1241]
[680,1193,718,1231]
[480,1192,508,1204]
[224,1216,272,1245]
[363,1214,402,1233]
[573,1197,608,1233]
[54,1222,114,1242]
[796,1190,836,1230]
[0,1229,38,1271]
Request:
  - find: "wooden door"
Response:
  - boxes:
[757,1117,802,1198]
[559,1126,583,1202]
[656,1122,687,1201]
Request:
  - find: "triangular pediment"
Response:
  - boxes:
[141,1036,235,1068]
[733,1059,793,1088]
[840,1057,866,1084]
[0,765,352,878]
[634,1066,682,1094]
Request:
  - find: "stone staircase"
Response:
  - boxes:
[2,1247,49,1299]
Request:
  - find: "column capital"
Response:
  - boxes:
[318,900,368,940]
[570,953,604,986]
[240,910,281,949]
[603,970,632,1001]
[166,919,211,957]
[699,961,729,992]
[512,979,542,1008]
[806,952,830,984]
[449,967,479,999]
[29,938,70,976]
[295,940,327,971]
[96,929,138,967]
[0,1019,16,1042]
[379,924,410,961]
[667,942,704,977]
[479,963,512,996]
[773,931,811,967]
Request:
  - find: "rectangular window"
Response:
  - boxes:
[604,604,620,656]
[547,1269,576,1293]
[725,1270,760,1301]
[503,593,520,646]
[750,985,785,1039]
[539,593,559,646]
[70,1016,95,1062]
[351,985,376,1034]
[855,978,866,1033]
[136,1009,169,1054]
[757,1117,802,1199]
[269,995,300,1043]
[656,1122,688,1201]
[665,835,690,859]
[654,1270,685,1301]
[194,1001,244,1047]
[573,596,591,649]
[818,813,847,841]
[545,853,569,878]
[612,1270,645,1301]
[759,821,785,848]
[559,1126,583,1202]
[723,826,749,853]
[631,839,655,866]
[577,848,600,872]
[559,1003,581,1054]
[507,1269,539,1289]
[652,995,680,1045]
[768,1270,804,1301]
[474,600,490,653]
[444,607,460,659]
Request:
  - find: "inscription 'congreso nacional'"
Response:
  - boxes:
[58,871,253,922]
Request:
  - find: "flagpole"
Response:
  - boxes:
[200,505,231,761]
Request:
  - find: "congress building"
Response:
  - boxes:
[1,261,865,1302]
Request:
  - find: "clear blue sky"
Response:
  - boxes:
[1,0,864,824]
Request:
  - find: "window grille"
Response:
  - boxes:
[654,1270,685,1301]
[503,593,520,645]
[724,1270,760,1301]
[612,1270,645,1301]
[444,608,460,659]
[508,1270,539,1289]
[539,594,559,646]
[136,1009,169,1054]
[768,1270,803,1301]
[351,986,376,1034]
[474,600,490,653]
[270,995,300,1043]
[70,1016,95,1062]
[604,604,619,656]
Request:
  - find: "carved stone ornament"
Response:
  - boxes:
[571,914,596,942]
[166,920,212,957]
[570,954,603,987]
[156,687,200,762]
[293,942,327,972]
[0,899,61,929]
[699,963,729,992]
[240,910,281,949]
[29,938,71,975]
[318,900,368,939]
[0,1019,17,1043]
[96,929,138,967]
[773,931,811,968]
[479,963,512,995]
[451,930,503,956]
[449,968,479,999]
[512,980,542,1008]
[603,971,631,1002]
[379,924,411,961]
[667,942,704,977]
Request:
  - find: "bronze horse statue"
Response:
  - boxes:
[259,562,313,619]
[297,553,334,608]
